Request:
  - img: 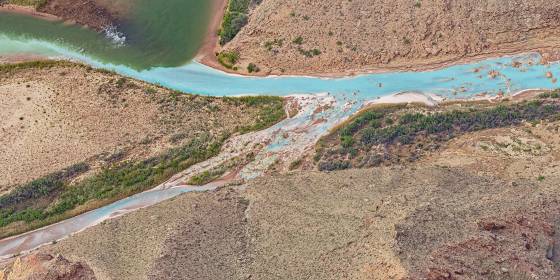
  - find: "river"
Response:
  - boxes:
[0,0,211,69]
[1,6,560,259]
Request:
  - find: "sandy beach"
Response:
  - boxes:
[194,0,229,70]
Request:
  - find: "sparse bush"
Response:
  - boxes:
[247,63,260,73]
[115,77,127,87]
[298,48,322,58]
[289,159,303,170]
[340,135,354,148]
[217,51,240,69]
[317,99,560,171]
[219,0,258,45]
[144,87,157,94]
[264,38,284,51]
[318,160,350,171]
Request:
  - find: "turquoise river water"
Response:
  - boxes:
[1,8,560,259]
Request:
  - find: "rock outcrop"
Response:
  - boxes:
[0,253,96,280]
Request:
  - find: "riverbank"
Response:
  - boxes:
[315,91,560,171]
[194,0,229,71]
[206,39,560,78]
[0,60,286,239]
[3,1,560,79]
[0,0,117,32]
[5,0,560,78]
[0,4,58,21]
[1,58,559,277]
[212,0,560,77]
[1,73,557,259]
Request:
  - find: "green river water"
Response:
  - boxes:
[0,0,212,69]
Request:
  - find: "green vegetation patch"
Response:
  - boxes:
[247,63,260,73]
[0,93,285,238]
[0,60,74,75]
[317,99,560,171]
[0,134,225,238]
[264,38,284,51]
[0,163,89,213]
[217,51,240,69]
[187,168,226,185]
[538,89,560,99]
[219,0,252,45]
[226,96,286,133]
[298,48,321,58]
[358,100,559,146]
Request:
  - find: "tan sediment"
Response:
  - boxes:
[194,0,229,69]
[0,54,51,65]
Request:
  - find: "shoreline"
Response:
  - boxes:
[365,88,548,108]
[194,0,228,70]
[2,3,560,79]
[0,4,60,21]
[196,45,560,78]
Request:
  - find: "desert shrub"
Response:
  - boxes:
[219,0,253,45]
[289,159,303,170]
[0,163,89,210]
[539,90,560,99]
[115,77,127,87]
[340,135,354,148]
[264,38,284,51]
[318,160,350,171]
[187,167,226,185]
[247,63,260,73]
[361,101,560,146]
[297,48,322,58]
[0,135,224,231]
[217,51,240,69]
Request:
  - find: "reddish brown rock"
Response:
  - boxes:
[0,253,96,280]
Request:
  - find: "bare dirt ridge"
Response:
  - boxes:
[218,0,560,76]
